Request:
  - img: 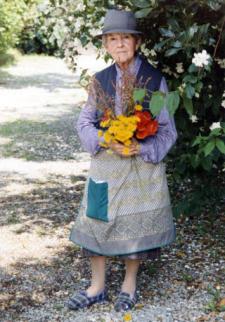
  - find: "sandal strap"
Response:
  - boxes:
[114,291,137,311]
[67,289,107,310]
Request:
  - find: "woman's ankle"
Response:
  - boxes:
[86,284,105,297]
[121,280,136,296]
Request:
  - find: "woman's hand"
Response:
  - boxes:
[108,141,140,157]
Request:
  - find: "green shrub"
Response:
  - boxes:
[17,0,61,55]
[0,0,26,54]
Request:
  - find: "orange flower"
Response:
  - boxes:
[135,110,158,139]
[100,108,112,128]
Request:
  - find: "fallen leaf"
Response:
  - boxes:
[176,251,186,258]
[217,297,225,310]
[123,312,132,321]
[135,303,144,309]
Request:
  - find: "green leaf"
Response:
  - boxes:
[135,7,151,18]
[159,28,175,38]
[165,48,180,57]
[183,96,193,116]
[191,154,200,168]
[133,0,150,8]
[149,91,165,116]
[172,40,182,48]
[188,64,198,73]
[192,135,202,147]
[185,84,195,99]
[209,128,222,137]
[183,75,198,84]
[201,157,212,171]
[195,81,203,92]
[133,88,146,102]
[216,139,225,154]
[204,140,216,157]
[166,91,180,115]
[187,25,198,38]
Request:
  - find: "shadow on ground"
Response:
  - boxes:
[0,175,86,229]
[0,71,80,91]
[0,110,84,161]
[0,243,164,321]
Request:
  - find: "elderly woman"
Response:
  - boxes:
[67,9,177,311]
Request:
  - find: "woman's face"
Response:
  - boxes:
[104,33,140,69]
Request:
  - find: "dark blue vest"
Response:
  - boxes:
[94,55,162,123]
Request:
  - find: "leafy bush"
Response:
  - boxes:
[17,0,61,55]
[0,0,26,54]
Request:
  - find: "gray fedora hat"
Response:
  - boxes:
[97,9,142,37]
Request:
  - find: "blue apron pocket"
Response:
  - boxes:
[86,178,108,222]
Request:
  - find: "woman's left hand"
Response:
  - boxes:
[108,141,140,157]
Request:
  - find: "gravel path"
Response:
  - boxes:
[0,54,224,322]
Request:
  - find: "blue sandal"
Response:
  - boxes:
[66,289,108,310]
[114,291,138,312]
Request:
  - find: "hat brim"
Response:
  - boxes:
[95,29,142,38]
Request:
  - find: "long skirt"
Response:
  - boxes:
[70,151,175,259]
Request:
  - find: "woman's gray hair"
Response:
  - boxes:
[102,34,142,47]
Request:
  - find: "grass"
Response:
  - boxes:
[0,49,22,68]
[7,213,21,225]
[147,262,158,276]
[205,286,225,313]
[0,120,54,160]
[0,120,50,137]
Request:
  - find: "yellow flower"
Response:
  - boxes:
[134,104,143,111]
[123,312,132,321]
[124,139,132,146]
[100,119,111,128]
[99,142,108,148]
[122,146,130,155]
[104,131,113,143]
[116,130,133,143]
[98,130,103,137]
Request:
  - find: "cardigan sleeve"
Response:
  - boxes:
[76,93,103,155]
[139,77,178,163]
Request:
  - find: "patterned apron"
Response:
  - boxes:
[70,151,175,256]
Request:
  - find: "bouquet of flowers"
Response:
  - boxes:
[90,71,159,155]
[98,105,158,154]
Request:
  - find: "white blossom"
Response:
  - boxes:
[73,38,82,48]
[90,28,101,37]
[210,122,221,131]
[195,92,200,98]
[221,100,225,108]
[215,58,225,69]
[192,50,211,67]
[162,66,173,75]
[176,62,184,73]
[190,115,198,123]
[77,3,85,11]
[75,17,84,31]
[150,49,157,56]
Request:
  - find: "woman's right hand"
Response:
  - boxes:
[108,141,140,157]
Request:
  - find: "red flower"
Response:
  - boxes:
[135,110,158,139]
[101,108,112,122]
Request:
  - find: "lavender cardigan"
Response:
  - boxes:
[76,56,177,163]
